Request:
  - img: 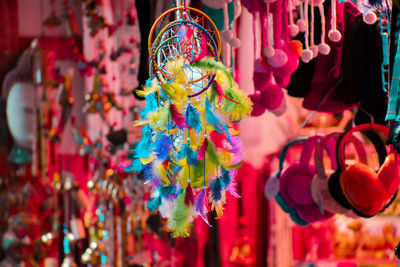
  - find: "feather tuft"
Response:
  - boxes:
[195,190,211,226]
[154,134,173,161]
[167,192,192,237]
[170,103,186,128]
[147,196,162,212]
[197,138,208,160]
[210,178,223,201]
[191,35,208,63]
[222,86,253,121]
[185,104,202,132]
[205,98,223,133]
[185,184,195,205]
[210,130,226,149]
[206,139,220,165]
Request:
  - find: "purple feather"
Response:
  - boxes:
[154,134,173,160]
[195,190,211,227]
[228,135,243,164]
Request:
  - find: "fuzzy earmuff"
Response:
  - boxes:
[331,124,400,217]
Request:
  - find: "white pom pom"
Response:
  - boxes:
[288,24,300,37]
[301,49,313,63]
[268,49,288,68]
[310,45,319,58]
[229,37,241,48]
[318,43,330,55]
[297,19,306,32]
[263,46,275,58]
[363,12,377,25]
[221,29,233,42]
[328,29,342,42]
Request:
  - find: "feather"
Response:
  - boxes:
[122,158,143,173]
[210,130,226,149]
[159,185,175,198]
[161,83,184,101]
[147,196,162,212]
[210,178,223,201]
[154,134,173,161]
[185,184,195,205]
[140,93,158,118]
[197,138,208,160]
[205,98,223,133]
[228,135,243,164]
[195,190,211,226]
[214,81,239,104]
[191,57,233,89]
[177,164,189,189]
[191,34,207,63]
[143,163,160,187]
[134,125,153,158]
[136,79,160,97]
[170,103,186,128]
[148,102,170,131]
[206,139,220,165]
[185,104,202,132]
[220,168,231,188]
[167,192,192,237]
[222,85,253,121]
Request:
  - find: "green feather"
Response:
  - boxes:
[167,192,192,237]
[222,86,253,121]
[206,139,220,165]
[191,57,233,88]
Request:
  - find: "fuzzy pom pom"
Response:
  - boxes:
[229,37,241,48]
[318,43,330,55]
[301,49,313,63]
[296,19,306,32]
[328,29,342,42]
[288,24,300,37]
[270,95,287,116]
[249,94,266,117]
[261,84,284,110]
[263,46,275,58]
[363,12,377,25]
[221,29,234,42]
[267,49,288,68]
[310,45,319,58]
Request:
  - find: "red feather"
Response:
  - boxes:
[170,104,186,128]
[210,130,226,149]
[197,138,208,160]
[185,183,195,205]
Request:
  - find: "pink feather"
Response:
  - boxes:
[197,138,208,160]
[170,104,186,128]
[185,183,195,205]
[210,130,226,149]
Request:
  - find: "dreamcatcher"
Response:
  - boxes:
[125,0,253,237]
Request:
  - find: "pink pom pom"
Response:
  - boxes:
[254,58,269,73]
[296,19,306,32]
[310,45,318,58]
[288,24,300,37]
[270,95,287,116]
[261,84,284,110]
[229,37,241,48]
[328,29,341,42]
[267,49,288,68]
[363,12,377,25]
[221,29,233,42]
[263,46,275,58]
[249,94,267,117]
[318,43,330,55]
[301,49,313,63]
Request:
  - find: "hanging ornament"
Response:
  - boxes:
[125,1,252,237]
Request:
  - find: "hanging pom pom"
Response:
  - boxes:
[263,46,275,58]
[288,24,300,37]
[205,98,224,133]
[267,49,288,68]
[167,192,192,237]
[328,29,341,42]
[363,12,377,25]
[197,138,208,160]
[185,184,195,205]
[301,49,313,63]
[296,19,306,32]
[154,134,173,161]
[170,104,186,128]
[318,43,330,55]
[185,104,202,132]
[195,190,211,226]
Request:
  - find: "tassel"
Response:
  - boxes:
[167,192,192,237]
[147,196,162,212]
[185,104,202,132]
[205,98,223,133]
[154,134,173,161]
[197,138,208,160]
[170,103,186,128]
[185,184,195,205]
[195,190,211,226]
[210,130,226,149]
[210,178,223,201]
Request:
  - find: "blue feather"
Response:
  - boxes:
[122,158,143,173]
[177,143,199,165]
[220,168,231,188]
[154,133,173,161]
[205,98,223,133]
[185,104,202,132]
[210,178,222,201]
[159,185,175,198]
[140,93,158,118]
[147,196,162,211]
[134,125,154,158]
[143,163,161,187]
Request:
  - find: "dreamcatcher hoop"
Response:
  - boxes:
[148,5,221,98]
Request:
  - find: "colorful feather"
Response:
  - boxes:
[205,98,223,133]
[210,130,226,149]
[191,57,233,89]
[185,184,195,205]
[147,196,162,212]
[143,163,161,187]
[222,85,253,121]
[191,34,207,63]
[122,158,143,173]
[185,104,202,132]
[206,139,220,165]
[210,178,223,201]
[167,192,192,237]
[170,103,186,128]
[220,168,231,188]
[195,190,211,226]
[140,93,158,118]
[161,83,184,101]
[197,138,208,160]
[134,125,153,158]
[154,134,173,161]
